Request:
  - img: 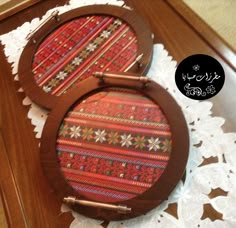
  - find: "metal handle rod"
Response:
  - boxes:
[124,53,143,72]
[26,10,59,40]
[64,196,132,214]
[93,72,151,83]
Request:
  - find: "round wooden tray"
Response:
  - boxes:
[40,74,189,221]
[18,5,153,110]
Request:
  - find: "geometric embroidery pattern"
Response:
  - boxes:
[32,16,138,96]
[56,88,172,202]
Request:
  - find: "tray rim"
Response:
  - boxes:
[40,75,189,221]
[18,5,153,110]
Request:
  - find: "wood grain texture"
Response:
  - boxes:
[0,0,235,226]
[0,133,26,227]
[0,45,73,227]
[166,0,236,72]
[0,0,41,21]
[0,187,8,228]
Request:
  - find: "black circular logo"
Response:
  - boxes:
[175,54,225,100]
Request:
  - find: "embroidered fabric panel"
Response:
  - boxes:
[56,88,172,202]
[32,16,138,96]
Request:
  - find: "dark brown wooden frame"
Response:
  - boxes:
[0,0,40,21]
[18,5,153,110]
[40,76,189,221]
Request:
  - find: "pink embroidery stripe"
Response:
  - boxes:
[35,21,75,55]
[53,24,129,95]
[57,141,170,162]
[98,36,136,70]
[70,182,136,202]
[67,113,170,130]
[62,167,152,188]
[37,17,114,85]
[64,172,147,194]
[73,89,161,106]
[33,16,96,71]
[76,96,163,108]
[69,181,137,201]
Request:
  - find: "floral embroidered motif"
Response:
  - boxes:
[86,43,97,52]
[48,78,58,87]
[114,19,122,25]
[120,134,133,147]
[80,50,89,58]
[65,64,74,73]
[82,128,94,140]
[56,71,67,80]
[107,131,119,145]
[148,137,161,151]
[94,129,107,143]
[72,57,83,66]
[161,139,172,153]
[134,136,146,149]
[59,124,69,137]
[43,85,52,93]
[70,126,81,138]
[58,123,171,152]
[101,30,111,38]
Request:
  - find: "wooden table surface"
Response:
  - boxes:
[0,1,235,227]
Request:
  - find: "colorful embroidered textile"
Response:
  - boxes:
[32,16,138,96]
[56,88,172,202]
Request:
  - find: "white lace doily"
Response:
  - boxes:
[1,1,236,227]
